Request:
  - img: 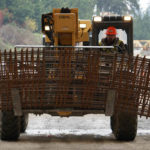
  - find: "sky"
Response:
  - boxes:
[140,0,150,11]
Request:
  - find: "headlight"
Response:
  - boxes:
[124,16,132,21]
[80,24,86,29]
[93,16,102,22]
[45,25,50,31]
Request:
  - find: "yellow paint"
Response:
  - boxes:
[57,111,72,117]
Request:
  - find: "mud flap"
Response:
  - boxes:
[105,90,117,116]
[11,89,22,116]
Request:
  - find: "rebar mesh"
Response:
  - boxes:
[0,47,150,117]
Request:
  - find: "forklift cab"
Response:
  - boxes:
[91,15,133,56]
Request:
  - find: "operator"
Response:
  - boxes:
[99,26,126,54]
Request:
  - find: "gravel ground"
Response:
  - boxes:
[1,114,150,150]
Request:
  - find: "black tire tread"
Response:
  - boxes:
[20,114,29,133]
[1,112,20,141]
[112,111,137,141]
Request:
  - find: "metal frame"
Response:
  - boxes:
[22,110,104,116]
[15,45,114,49]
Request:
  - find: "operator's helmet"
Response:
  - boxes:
[106,26,117,35]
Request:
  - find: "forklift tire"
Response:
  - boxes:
[0,111,1,134]
[20,114,29,133]
[110,115,115,132]
[1,112,20,141]
[111,111,137,141]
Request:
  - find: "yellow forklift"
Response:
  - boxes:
[0,8,150,142]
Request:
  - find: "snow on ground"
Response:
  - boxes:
[26,114,150,136]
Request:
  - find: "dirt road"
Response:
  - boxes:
[0,134,150,150]
[0,114,150,150]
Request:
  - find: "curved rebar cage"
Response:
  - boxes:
[0,47,150,118]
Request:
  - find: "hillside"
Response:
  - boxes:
[0,24,42,51]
